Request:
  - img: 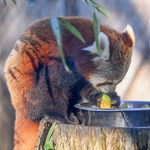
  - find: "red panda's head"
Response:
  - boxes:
[82,24,135,94]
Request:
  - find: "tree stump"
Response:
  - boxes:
[35,119,150,150]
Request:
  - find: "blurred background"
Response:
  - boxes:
[0,0,149,149]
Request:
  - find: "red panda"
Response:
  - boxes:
[4,17,135,150]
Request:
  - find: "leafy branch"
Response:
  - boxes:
[85,0,111,18]
[49,16,85,73]
[4,0,111,72]
[86,0,110,52]
[3,0,16,6]
[49,0,111,72]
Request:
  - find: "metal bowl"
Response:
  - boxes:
[74,101,150,127]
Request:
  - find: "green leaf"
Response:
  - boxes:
[84,0,90,4]
[27,0,35,6]
[50,16,71,73]
[45,122,56,145]
[95,9,100,32]
[12,0,16,4]
[93,10,100,52]
[3,0,7,6]
[119,101,128,109]
[50,16,61,46]
[58,18,85,43]
[91,1,111,18]
[44,144,53,149]
[141,104,149,108]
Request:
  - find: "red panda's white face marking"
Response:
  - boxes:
[82,32,110,61]
[83,31,116,93]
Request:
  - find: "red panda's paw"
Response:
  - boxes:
[69,112,80,125]
[110,92,121,108]
[42,115,61,124]
[76,110,86,126]
[111,100,121,108]
[42,115,78,125]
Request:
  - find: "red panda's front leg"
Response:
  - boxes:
[109,92,121,108]
[80,84,121,108]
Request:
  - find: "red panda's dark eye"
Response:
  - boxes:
[106,81,113,85]
[93,54,99,57]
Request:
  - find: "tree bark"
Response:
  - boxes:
[66,0,76,16]
[0,77,15,150]
[35,119,150,150]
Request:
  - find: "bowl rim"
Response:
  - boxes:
[74,100,150,112]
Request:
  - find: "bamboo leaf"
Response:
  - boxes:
[12,0,16,4]
[96,8,109,18]
[50,16,71,73]
[91,1,111,18]
[46,122,56,144]
[95,9,100,32]
[93,10,100,52]
[58,18,85,43]
[3,0,7,6]
[83,0,90,4]
[44,122,56,150]
[58,43,71,73]
[27,0,35,6]
[44,144,53,149]
[50,16,62,46]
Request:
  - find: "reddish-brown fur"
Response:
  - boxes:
[14,112,39,150]
[4,17,134,150]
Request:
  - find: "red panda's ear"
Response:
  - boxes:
[122,24,135,48]
[82,32,110,60]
